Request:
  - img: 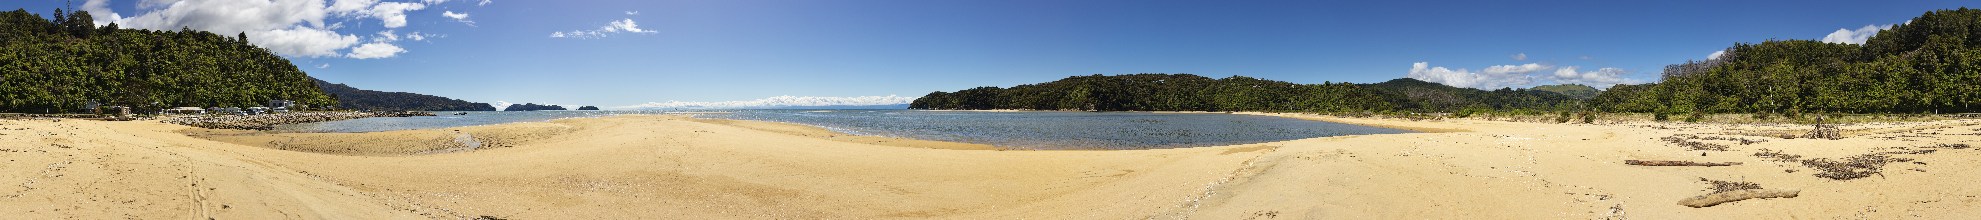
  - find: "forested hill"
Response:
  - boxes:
[1531,84,1601,100]
[908,74,1575,112]
[0,9,335,113]
[312,78,496,111]
[1593,8,1981,115]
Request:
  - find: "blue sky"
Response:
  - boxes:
[9,0,1977,109]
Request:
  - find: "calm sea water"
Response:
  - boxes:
[275,110,1409,150]
[271,111,623,133]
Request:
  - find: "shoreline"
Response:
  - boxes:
[4,113,1979,218]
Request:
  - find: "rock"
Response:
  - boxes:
[163,112,381,130]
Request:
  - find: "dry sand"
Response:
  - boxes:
[2,113,1978,219]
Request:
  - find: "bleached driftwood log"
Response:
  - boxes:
[1625,160,1743,166]
[1677,189,1800,208]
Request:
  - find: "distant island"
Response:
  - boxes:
[503,103,567,111]
[576,106,601,110]
[313,78,496,111]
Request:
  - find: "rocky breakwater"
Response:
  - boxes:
[164,112,381,130]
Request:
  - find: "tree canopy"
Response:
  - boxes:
[1,8,335,113]
[1592,8,1981,115]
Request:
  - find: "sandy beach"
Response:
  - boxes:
[3,113,1979,219]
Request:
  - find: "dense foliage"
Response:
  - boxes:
[502,103,566,111]
[313,78,495,111]
[1593,8,1981,115]
[1531,84,1600,100]
[0,9,336,113]
[910,73,1576,113]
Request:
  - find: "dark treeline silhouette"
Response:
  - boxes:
[1593,8,1981,116]
[576,106,601,110]
[502,103,566,111]
[910,73,1577,113]
[313,78,495,111]
[0,9,336,113]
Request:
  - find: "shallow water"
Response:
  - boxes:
[272,111,620,133]
[275,110,1409,150]
[700,110,1410,150]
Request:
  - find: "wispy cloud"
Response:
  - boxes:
[442,11,475,26]
[625,11,640,15]
[551,18,657,39]
[1511,53,1526,61]
[1707,50,1726,60]
[347,42,407,59]
[1821,24,1894,45]
[620,95,918,109]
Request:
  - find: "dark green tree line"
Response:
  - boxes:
[1593,8,1981,115]
[910,73,1572,113]
[0,8,336,113]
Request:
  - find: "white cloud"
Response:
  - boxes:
[478,0,492,6]
[1707,50,1726,60]
[625,11,640,15]
[1406,62,1536,90]
[491,101,514,111]
[347,42,406,59]
[316,63,331,69]
[1511,53,1526,61]
[88,0,446,58]
[374,30,398,42]
[1482,63,1552,75]
[1821,24,1893,45]
[1408,62,1640,89]
[367,2,427,28]
[441,11,474,26]
[1550,66,1637,89]
[329,0,377,14]
[550,18,658,39]
[257,27,362,58]
[421,0,452,4]
[621,95,919,109]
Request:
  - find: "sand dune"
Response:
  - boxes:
[3,114,1978,219]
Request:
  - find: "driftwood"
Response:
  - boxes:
[1678,189,1800,208]
[1625,160,1743,167]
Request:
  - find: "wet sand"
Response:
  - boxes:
[2,114,1978,219]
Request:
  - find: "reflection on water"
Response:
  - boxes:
[276,110,1410,150]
